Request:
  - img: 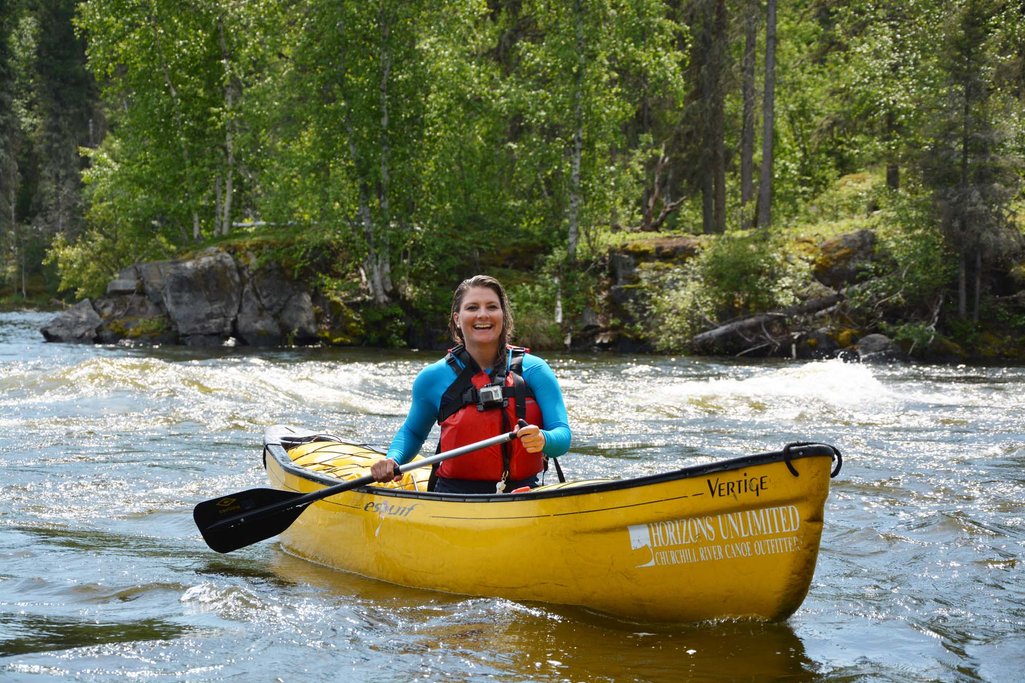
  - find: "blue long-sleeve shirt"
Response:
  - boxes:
[386,349,572,465]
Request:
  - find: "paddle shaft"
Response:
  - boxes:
[253,428,518,517]
[194,428,520,552]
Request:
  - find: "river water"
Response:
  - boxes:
[0,309,1022,682]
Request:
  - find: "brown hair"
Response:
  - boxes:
[448,275,515,358]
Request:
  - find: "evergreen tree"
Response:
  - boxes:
[756,0,776,229]
[684,0,728,234]
[1,0,22,294]
[920,0,1021,322]
[739,0,758,210]
[32,0,98,239]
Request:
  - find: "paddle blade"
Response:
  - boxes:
[193,488,308,553]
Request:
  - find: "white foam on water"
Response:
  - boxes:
[619,359,893,422]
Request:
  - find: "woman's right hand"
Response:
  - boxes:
[371,458,401,482]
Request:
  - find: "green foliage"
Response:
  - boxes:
[44,227,175,300]
[991,298,1025,334]
[76,0,267,242]
[695,231,809,315]
[492,0,686,254]
[105,314,169,340]
[914,0,1022,321]
[360,303,407,348]
[2,0,98,300]
[508,278,563,350]
[847,191,954,323]
[797,171,886,227]
[824,1,943,173]
[44,137,180,298]
[881,320,940,352]
[769,12,842,218]
[260,224,355,282]
[641,231,814,352]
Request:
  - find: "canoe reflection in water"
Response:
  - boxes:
[268,551,817,682]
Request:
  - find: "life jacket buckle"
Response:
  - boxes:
[495,470,510,493]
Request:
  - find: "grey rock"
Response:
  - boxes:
[93,292,173,344]
[157,249,241,337]
[609,253,637,286]
[47,248,322,348]
[40,299,102,343]
[106,278,139,296]
[795,327,840,360]
[236,259,318,346]
[855,333,903,363]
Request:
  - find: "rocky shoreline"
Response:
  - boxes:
[40,248,320,348]
[38,228,915,362]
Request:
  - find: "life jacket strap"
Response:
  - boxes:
[437,345,533,424]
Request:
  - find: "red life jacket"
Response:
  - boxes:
[436,345,544,482]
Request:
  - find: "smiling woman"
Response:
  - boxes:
[450,276,513,367]
[370,275,573,494]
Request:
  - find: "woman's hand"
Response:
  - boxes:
[371,458,401,482]
[516,423,546,454]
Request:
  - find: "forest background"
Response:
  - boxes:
[1,0,1024,358]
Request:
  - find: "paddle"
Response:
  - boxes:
[193,428,520,553]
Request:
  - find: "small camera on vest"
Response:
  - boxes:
[477,384,506,410]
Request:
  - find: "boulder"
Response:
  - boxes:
[853,333,903,363]
[40,299,102,343]
[814,229,876,289]
[621,236,701,263]
[609,252,637,286]
[105,277,139,296]
[135,261,176,305]
[41,248,326,348]
[157,249,241,343]
[794,327,841,360]
[236,259,318,346]
[93,292,175,345]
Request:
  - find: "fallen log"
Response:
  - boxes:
[690,292,844,355]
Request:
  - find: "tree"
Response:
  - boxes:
[76,0,251,244]
[493,0,685,339]
[829,1,941,191]
[403,2,525,299]
[920,0,1021,322]
[2,0,99,299]
[684,0,728,234]
[1,0,23,294]
[739,0,758,208]
[756,0,776,229]
[257,0,438,305]
[31,0,98,239]
[506,0,684,243]
[992,0,1025,187]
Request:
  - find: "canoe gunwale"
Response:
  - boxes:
[263,426,841,504]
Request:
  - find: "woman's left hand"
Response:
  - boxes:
[516,423,546,453]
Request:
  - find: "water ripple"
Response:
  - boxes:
[3,312,1024,681]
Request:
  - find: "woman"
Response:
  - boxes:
[370,275,571,494]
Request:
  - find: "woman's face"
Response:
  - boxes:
[454,286,504,347]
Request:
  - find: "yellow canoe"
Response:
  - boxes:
[262,425,842,624]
